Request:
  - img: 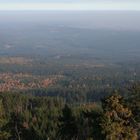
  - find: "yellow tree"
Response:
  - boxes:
[100,94,138,140]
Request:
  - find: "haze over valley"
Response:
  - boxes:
[0,9,140,140]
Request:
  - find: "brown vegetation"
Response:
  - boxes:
[0,73,58,92]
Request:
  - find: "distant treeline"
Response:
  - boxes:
[0,57,140,104]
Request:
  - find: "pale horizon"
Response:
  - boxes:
[0,1,140,11]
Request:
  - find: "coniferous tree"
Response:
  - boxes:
[58,105,78,140]
[127,83,140,137]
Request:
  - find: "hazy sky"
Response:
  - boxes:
[0,0,140,11]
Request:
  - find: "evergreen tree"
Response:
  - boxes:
[127,83,140,138]
[5,112,24,140]
[58,104,78,140]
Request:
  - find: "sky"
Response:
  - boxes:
[0,0,140,11]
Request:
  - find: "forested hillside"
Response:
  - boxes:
[0,83,140,140]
